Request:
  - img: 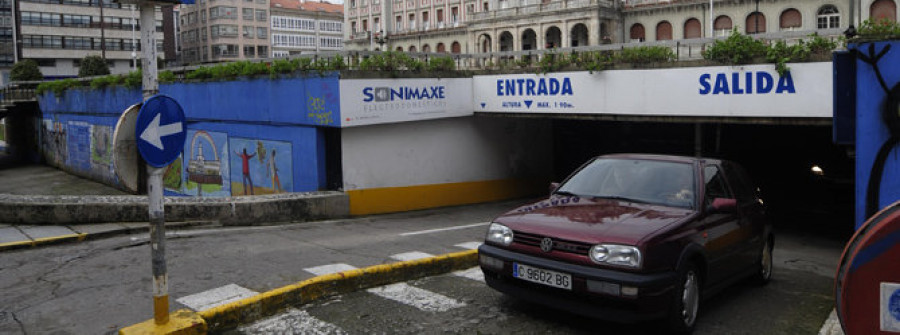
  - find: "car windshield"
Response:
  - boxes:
[556,158,695,209]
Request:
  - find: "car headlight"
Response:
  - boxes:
[485,223,514,246]
[590,244,642,268]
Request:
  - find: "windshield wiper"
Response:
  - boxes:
[553,190,580,197]
[592,195,649,204]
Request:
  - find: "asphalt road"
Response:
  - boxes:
[0,199,845,334]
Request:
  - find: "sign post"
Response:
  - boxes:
[116,0,192,327]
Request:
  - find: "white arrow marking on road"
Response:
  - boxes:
[140,113,183,150]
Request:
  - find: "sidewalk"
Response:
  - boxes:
[0,220,217,252]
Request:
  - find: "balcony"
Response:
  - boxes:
[471,0,602,20]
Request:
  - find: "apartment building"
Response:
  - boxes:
[344,0,899,53]
[16,0,166,78]
[179,0,272,63]
[270,0,343,57]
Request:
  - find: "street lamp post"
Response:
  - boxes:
[374,31,388,50]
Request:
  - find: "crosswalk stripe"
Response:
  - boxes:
[176,284,258,312]
[367,283,466,312]
[239,308,346,335]
[455,241,482,250]
[453,267,485,282]
[303,263,358,276]
[390,251,434,261]
[303,262,466,313]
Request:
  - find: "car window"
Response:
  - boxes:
[557,158,695,209]
[723,162,756,204]
[703,165,733,206]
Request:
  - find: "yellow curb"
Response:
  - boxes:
[199,249,479,332]
[119,309,207,335]
[0,233,88,251]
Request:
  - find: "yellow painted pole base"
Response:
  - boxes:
[119,309,207,335]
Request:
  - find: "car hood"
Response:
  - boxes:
[494,196,694,246]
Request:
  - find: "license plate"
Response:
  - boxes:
[513,263,572,290]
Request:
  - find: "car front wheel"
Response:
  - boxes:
[666,263,700,334]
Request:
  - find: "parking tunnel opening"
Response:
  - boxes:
[551,119,854,240]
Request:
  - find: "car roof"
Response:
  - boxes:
[598,153,724,166]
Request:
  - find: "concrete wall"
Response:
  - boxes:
[35,74,340,196]
[341,115,553,215]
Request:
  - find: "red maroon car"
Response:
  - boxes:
[479,154,773,334]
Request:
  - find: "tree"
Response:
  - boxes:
[78,55,110,77]
[10,59,43,82]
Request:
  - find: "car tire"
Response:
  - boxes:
[751,236,774,286]
[666,263,700,334]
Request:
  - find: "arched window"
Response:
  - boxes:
[871,0,897,23]
[409,45,417,52]
[780,8,802,30]
[437,43,446,52]
[714,15,732,37]
[684,18,702,39]
[817,5,840,29]
[451,41,461,53]
[746,12,766,34]
[422,44,431,52]
[630,23,645,42]
[656,21,672,40]
[396,46,403,52]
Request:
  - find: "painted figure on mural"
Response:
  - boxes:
[267,148,282,193]
[235,147,256,195]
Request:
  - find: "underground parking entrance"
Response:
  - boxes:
[483,113,855,241]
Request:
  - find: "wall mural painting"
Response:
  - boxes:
[229,137,292,196]
[183,130,230,196]
[163,155,184,192]
[90,125,115,179]
[41,118,67,166]
[67,121,91,171]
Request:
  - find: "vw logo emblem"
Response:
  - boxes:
[540,238,553,253]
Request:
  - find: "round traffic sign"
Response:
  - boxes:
[136,95,187,168]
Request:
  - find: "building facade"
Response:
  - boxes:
[270,0,343,57]
[16,0,166,78]
[344,0,900,53]
[179,0,272,63]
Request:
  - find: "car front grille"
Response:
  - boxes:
[514,231,592,255]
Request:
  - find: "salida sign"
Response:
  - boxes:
[699,71,796,95]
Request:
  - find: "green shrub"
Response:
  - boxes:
[426,56,456,72]
[89,74,123,89]
[618,46,676,64]
[159,70,176,84]
[857,18,900,38]
[703,28,768,64]
[10,60,43,82]
[36,79,81,96]
[78,55,111,77]
[805,33,838,55]
[124,70,142,88]
[536,52,571,73]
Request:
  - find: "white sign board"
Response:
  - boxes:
[882,282,900,332]
[340,78,473,127]
[472,62,833,118]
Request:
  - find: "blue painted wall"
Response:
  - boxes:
[851,41,900,228]
[35,74,340,195]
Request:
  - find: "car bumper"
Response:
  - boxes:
[478,244,678,323]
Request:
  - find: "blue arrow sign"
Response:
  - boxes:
[136,95,186,168]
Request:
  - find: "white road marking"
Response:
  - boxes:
[367,283,466,312]
[304,263,358,276]
[176,284,258,312]
[455,241,483,250]
[239,308,346,335]
[391,251,434,261]
[453,267,485,282]
[399,222,490,236]
[304,262,466,312]
[818,309,844,335]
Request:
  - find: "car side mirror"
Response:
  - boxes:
[549,182,560,195]
[709,198,737,213]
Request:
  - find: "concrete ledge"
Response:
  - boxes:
[0,191,349,225]
[0,233,86,252]
[196,249,478,333]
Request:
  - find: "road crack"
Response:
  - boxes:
[12,312,27,335]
